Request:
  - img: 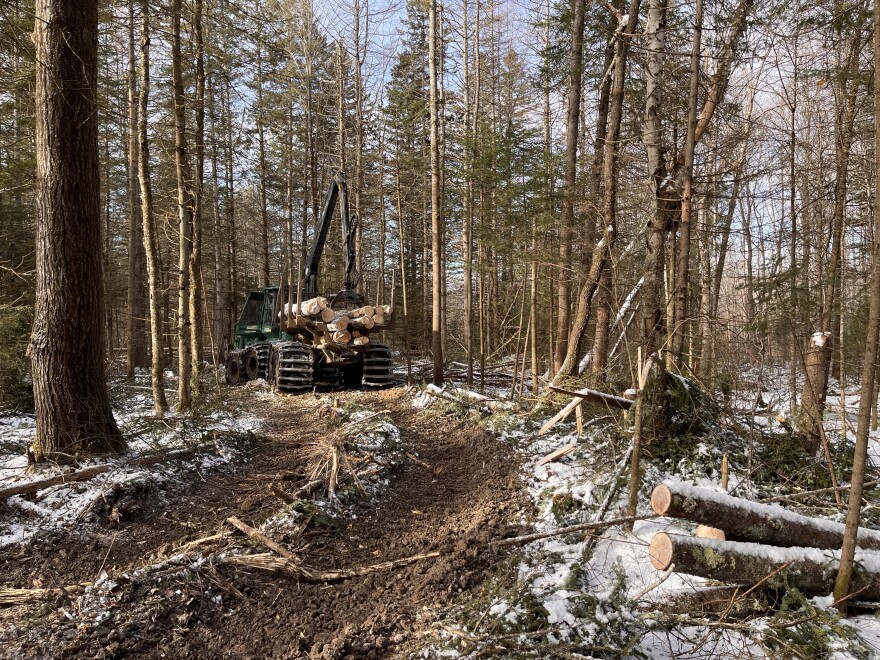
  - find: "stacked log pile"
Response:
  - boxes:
[279,298,393,347]
[649,480,880,600]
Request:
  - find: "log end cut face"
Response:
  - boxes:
[649,531,674,571]
[650,484,673,516]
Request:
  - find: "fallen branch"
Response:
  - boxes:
[538,443,576,466]
[343,410,392,429]
[0,584,89,607]
[493,514,655,547]
[405,452,433,471]
[270,483,296,504]
[176,532,226,553]
[760,479,880,504]
[226,516,297,560]
[0,448,195,500]
[548,385,634,410]
[538,387,631,436]
[220,550,441,582]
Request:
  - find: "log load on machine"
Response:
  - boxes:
[225,169,394,393]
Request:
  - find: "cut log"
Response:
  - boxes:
[649,532,880,600]
[381,304,392,316]
[328,315,349,331]
[299,296,329,316]
[353,336,369,346]
[332,330,351,344]
[538,443,576,465]
[695,524,725,541]
[319,308,336,322]
[349,305,374,318]
[372,313,385,325]
[351,329,361,338]
[350,315,375,330]
[651,480,880,551]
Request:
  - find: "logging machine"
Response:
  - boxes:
[225,169,393,392]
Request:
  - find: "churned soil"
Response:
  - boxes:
[0,387,527,659]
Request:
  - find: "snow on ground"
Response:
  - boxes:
[0,383,260,548]
[416,370,880,658]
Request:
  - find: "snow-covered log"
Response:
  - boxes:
[651,480,880,551]
[649,532,880,600]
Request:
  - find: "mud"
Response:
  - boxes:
[0,388,526,658]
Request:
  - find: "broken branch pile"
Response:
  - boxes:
[650,480,880,600]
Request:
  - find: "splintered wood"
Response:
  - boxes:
[539,386,633,436]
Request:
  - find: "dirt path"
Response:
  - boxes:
[0,387,526,659]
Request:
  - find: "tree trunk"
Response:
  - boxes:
[651,481,880,551]
[138,0,168,418]
[554,0,587,374]
[651,532,880,601]
[428,0,444,385]
[30,0,125,460]
[555,0,640,379]
[126,2,147,379]
[171,0,194,413]
[256,33,270,289]
[669,0,703,366]
[835,0,880,609]
[640,0,671,358]
[190,0,206,397]
[462,0,473,386]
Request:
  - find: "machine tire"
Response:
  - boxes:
[273,341,314,393]
[225,350,243,385]
[243,346,259,381]
[361,343,393,388]
[253,342,271,380]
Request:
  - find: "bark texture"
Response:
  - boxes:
[30,0,125,460]
[652,482,880,551]
[650,532,880,600]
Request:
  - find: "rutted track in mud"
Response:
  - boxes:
[0,388,526,659]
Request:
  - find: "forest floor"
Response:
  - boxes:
[4,365,880,658]
[0,383,526,658]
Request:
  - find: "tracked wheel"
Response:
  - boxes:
[314,360,343,389]
[253,342,271,380]
[225,350,244,385]
[243,346,259,381]
[361,343,393,388]
[273,341,314,393]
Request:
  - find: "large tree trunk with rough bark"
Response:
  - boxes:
[30,0,125,461]
[650,532,880,600]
